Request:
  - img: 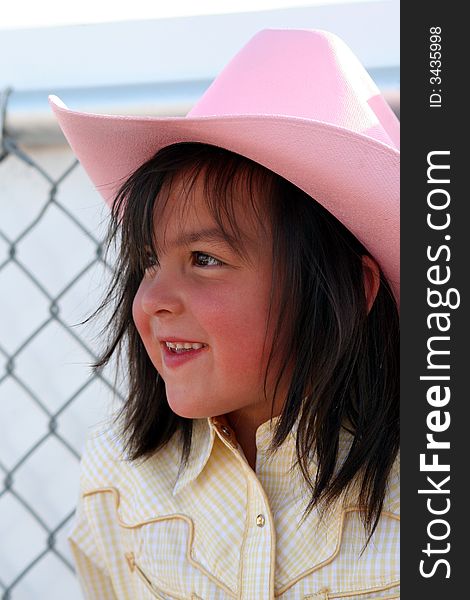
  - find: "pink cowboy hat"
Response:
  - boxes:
[48,28,399,301]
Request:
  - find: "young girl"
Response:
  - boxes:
[49,29,399,600]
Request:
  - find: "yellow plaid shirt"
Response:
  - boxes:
[68,413,400,600]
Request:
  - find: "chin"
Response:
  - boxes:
[166,393,211,420]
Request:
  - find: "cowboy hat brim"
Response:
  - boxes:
[48,95,399,303]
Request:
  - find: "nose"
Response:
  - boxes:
[137,268,184,317]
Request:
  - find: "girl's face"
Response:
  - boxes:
[132,169,285,421]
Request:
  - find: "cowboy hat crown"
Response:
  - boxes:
[188,29,399,150]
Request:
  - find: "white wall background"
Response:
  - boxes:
[0,2,399,598]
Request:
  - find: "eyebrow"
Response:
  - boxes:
[163,227,235,251]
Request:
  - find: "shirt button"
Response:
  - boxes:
[221,425,231,437]
[256,514,265,527]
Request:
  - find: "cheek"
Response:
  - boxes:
[194,279,272,370]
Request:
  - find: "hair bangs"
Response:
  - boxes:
[112,143,274,277]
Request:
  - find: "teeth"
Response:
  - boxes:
[165,341,205,351]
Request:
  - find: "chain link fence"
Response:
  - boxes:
[0,86,124,599]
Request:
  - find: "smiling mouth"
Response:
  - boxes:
[161,342,209,367]
[167,346,205,354]
[163,341,208,354]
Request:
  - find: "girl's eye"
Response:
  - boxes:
[192,252,224,267]
[142,249,224,270]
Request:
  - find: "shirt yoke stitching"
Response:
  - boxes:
[83,487,237,598]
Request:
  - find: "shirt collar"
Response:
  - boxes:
[172,411,355,497]
[172,413,296,496]
[172,417,216,496]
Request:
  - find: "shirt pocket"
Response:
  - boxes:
[125,516,236,600]
[125,551,203,600]
[280,508,400,600]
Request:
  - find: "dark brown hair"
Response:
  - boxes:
[90,142,399,543]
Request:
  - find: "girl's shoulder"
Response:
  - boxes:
[78,416,127,490]
[338,429,400,516]
[77,414,180,495]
